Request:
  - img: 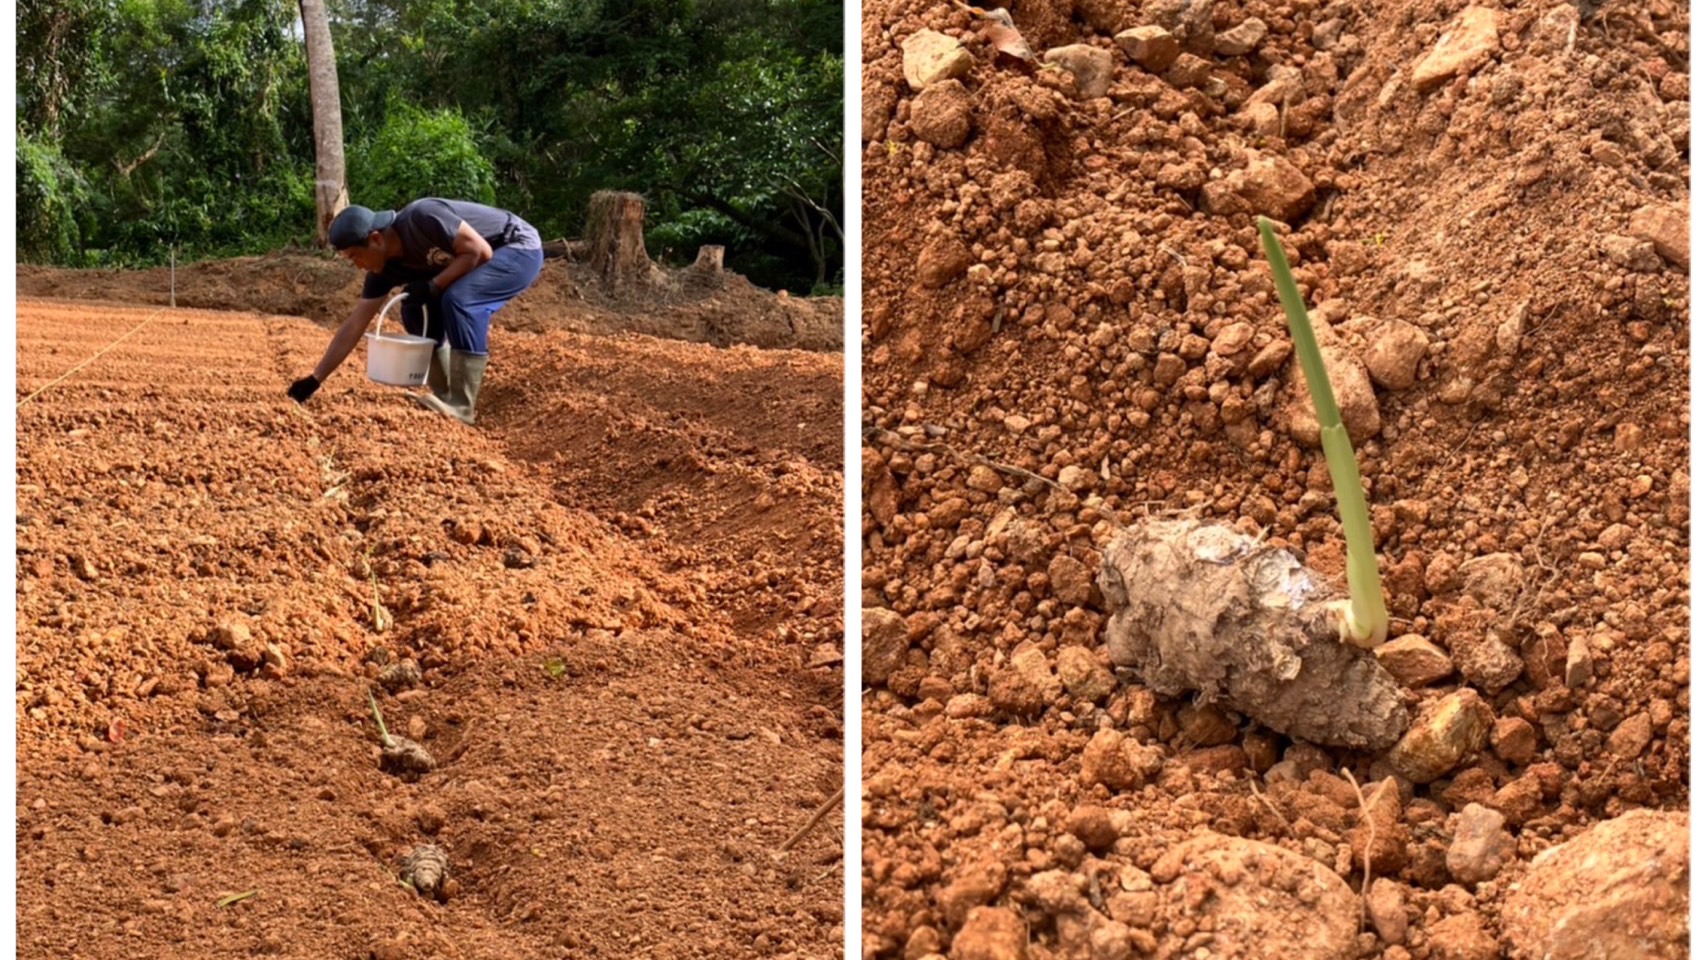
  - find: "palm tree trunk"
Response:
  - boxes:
[299,0,347,246]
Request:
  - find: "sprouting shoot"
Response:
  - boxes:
[1256,216,1389,649]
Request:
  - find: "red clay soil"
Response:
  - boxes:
[860,1,1686,958]
[17,250,843,353]
[16,294,844,958]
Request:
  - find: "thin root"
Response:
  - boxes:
[1341,767,1376,933]
[1247,775,1295,840]
[775,785,845,857]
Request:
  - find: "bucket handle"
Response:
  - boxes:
[369,291,413,338]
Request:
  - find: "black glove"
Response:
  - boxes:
[405,278,442,304]
[288,374,321,404]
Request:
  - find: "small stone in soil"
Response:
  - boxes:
[1366,877,1408,944]
[1605,710,1653,759]
[1080,728,1159,790]
[1386,689,1493,783]
[1055,645,1115,703]
[1362,319,1430,390]
[1412,6,1501,92]
[1213,17,1267,56]
[1490,716,1538,764]
[1041,45,1114,100]
[1446,803,1514,885]
[1458,552,1525,608]
[1426,912,1501,960]
[1564,635,1593,688]
[1629,203,1688,269]
[1453,634,1524,694]
[1375,634,1455,687]
[949,905,1026,960]
[1115,26,1179,73]
[1152,833,1359,959]
[901,30,972,92]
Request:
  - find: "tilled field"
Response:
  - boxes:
[859,1,1687,958]
[16,297,845,959]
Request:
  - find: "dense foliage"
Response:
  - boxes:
[16,0,844,294]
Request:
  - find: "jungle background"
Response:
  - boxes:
[16,0,845,295]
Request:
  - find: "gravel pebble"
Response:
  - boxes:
[1387,689,1493,783]
[1055,645,1115,702]
[1445,803,1514,884]
[1412,6,1502,91]
[949,906,1027,960]
[1114,25,1180,72]
[1041,45,1113,100]
[902,30,972,91]
[1375,634,1456,687]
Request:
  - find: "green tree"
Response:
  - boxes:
[17,137,88,263]
[17,0,115,139]
[18,0,845,292]
[348,103,497,209]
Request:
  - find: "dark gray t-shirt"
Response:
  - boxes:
[360,198,542,299]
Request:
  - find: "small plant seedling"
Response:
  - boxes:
[216,890,258,908]
[360,550,392,633]
[1256,216,1389,649]
[368,689,435,779]
[368,689,392,739]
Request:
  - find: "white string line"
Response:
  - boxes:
[18,307,167,407]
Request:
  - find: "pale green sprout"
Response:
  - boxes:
[368,689,392,742]
[1256,216,1389,649]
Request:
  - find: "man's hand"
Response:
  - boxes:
[405,278,442,304]
[288,375,321,404]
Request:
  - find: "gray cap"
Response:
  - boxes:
[328,205,397,249]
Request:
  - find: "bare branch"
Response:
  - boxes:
[112,130,168,180]
[782,175,843,243]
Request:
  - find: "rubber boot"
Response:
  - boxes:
[413,344,452,410]
[418,350,488,425]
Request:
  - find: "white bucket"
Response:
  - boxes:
[364,292,436,386]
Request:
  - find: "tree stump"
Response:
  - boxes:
[693,245,725,274]
[587,190,653,292]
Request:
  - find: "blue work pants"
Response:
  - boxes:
[400,245,545,355]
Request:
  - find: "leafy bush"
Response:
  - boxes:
[17,137,87,264]
[350,104,497,210]
[647,206,738,265]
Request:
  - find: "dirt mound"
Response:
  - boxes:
[17,299,844,957]
[860,1,1686,958]
[18,248,844,352]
